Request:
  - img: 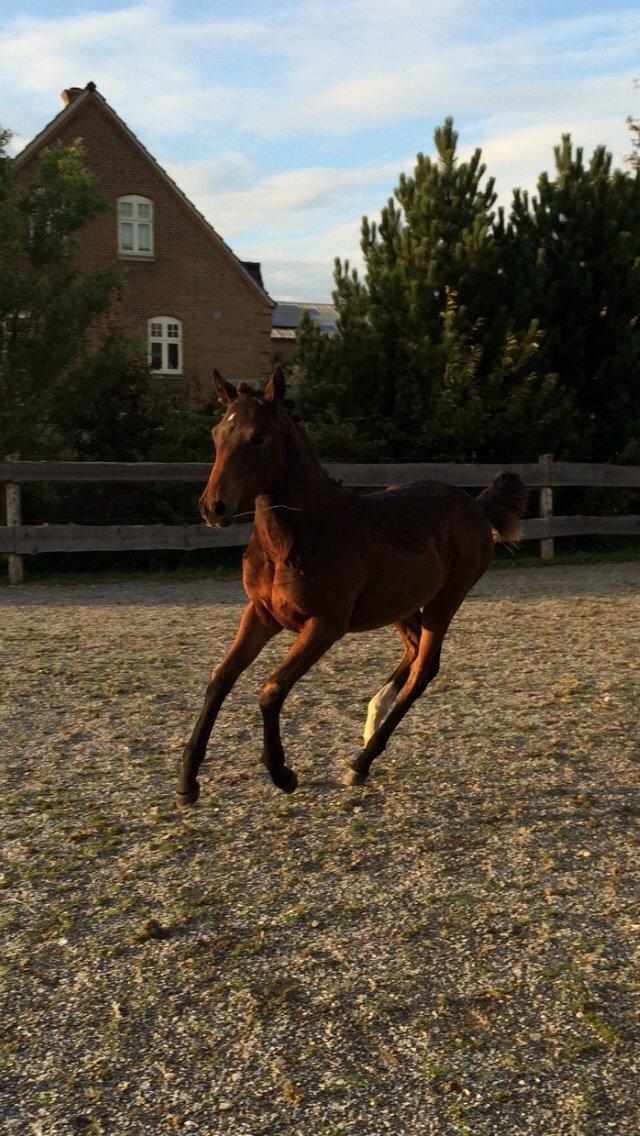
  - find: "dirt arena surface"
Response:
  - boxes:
[1,563,639,1135]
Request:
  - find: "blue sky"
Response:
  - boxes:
[1,0,638,300]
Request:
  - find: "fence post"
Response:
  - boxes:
[538,453,554,562]
[4,457,24,585]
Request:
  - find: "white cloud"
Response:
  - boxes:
[237,220,367,302]
[475,114,634,205]
[169,157,405,298]
[1,0,638,298]
[169,152,259,198]
[170,158,401,236]
[0,2,262,139]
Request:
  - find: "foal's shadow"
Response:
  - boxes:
[304,775,343,791]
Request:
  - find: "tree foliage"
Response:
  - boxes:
[0,129,225,531]
[627,78,640,171]
[297,118,640,464]
[296,119,568,461]
[0,129,163,460]
[499,136,640,462]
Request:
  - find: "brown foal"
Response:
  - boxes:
[175,367,528,805]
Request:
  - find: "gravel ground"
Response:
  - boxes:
[1,563,639,1135]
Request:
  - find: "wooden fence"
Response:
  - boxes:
[1,455,639,584]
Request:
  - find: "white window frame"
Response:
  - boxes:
[148,317,182,375]
[118,195,154,257]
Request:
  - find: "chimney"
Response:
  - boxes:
[60,83,96,106]
[61,87,84,106]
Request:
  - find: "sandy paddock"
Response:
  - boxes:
[1,563,639,1134]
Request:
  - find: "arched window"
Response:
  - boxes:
[148,317,182,373]
[118,195,153,256]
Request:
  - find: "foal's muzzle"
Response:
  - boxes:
[199,496,232,528]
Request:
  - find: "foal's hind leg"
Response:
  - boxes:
[345,601,456,787]
[363,615,421,745]
[175,603,281,806]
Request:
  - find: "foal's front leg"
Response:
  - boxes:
[175,603,281,806]
[259,617,340,792]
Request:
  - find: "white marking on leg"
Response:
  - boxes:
[363,680,397,745]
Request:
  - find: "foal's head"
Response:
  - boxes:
[199,367,291,528]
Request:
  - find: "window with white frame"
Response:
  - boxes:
[118,195,154,255]
[148,317,182,373]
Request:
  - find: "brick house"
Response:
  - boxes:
[14,82,274,405]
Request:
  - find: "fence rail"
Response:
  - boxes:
[2,457,639,584]
[2,457,640,488]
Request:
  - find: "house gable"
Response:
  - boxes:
[15,83,272,308]
[14,83,274,398]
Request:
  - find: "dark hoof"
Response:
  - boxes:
[271,766,298,794]
[174,781,200,807]
[343,767,368,787]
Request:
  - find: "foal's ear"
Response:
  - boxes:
[213,369,237,405]
[263,365,286,403]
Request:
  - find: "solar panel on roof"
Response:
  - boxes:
[272,301,339,334]
[272,303,303,328]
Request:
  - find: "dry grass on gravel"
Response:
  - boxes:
[1,563,639,1135]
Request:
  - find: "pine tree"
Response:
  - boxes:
[503,136,640,461]
[627,78,640,171]
[297,119,566,460]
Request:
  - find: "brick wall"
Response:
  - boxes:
[16,93,273,407]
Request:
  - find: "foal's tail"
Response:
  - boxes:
[477,471,529,546]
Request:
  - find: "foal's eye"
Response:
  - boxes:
[249,432,267,445]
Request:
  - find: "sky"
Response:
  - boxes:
[0,0,639,301]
